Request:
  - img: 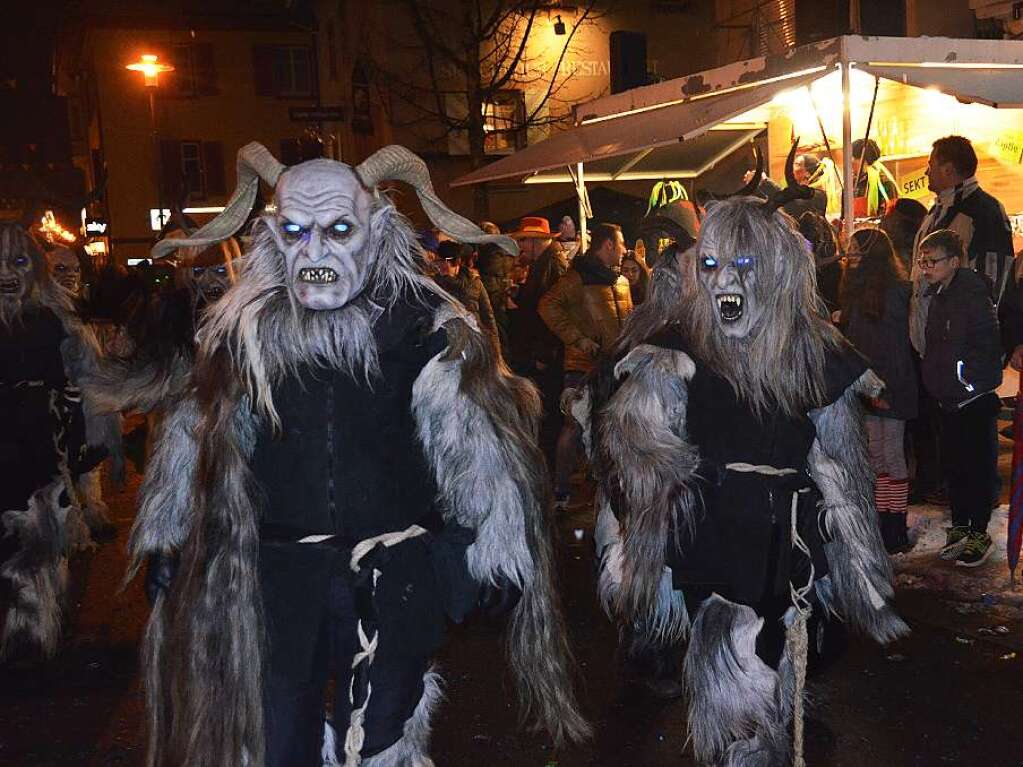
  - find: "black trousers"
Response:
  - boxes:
[939,392,1001,533]
[259,542,441,767]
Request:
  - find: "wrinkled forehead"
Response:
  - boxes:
[0,224,33,260]
[275,160,373,223]
[47,248,79,268]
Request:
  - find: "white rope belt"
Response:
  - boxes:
[340,524,428,767]
[725,462,812,767]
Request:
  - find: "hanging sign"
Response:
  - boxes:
[898,166,930,200]
[992,131,1023,165]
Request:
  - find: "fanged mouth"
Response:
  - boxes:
[0,279,20,295]
[716,293,743,322]
[298,267,339,285]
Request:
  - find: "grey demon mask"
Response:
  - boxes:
[268,161,375,310]
[151,143,518,312]
[46,247,82,295]
[0,223,46,327]
[694,140,815,340]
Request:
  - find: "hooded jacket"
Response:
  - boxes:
[538,252,633,373]
[921,268,1002,411]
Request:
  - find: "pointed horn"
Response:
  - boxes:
[785,138,800,189]
[356,145,518,256]
[764,138,814,214]
[152,142,284,259]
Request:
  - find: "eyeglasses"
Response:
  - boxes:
[916,255,952,269]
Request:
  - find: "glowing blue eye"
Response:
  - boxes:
[701,256,719,270]
[214,266,228,275]
[332,222,351,234]
[282,222,303,234]
[735,256,754,268]
[13,255,28,266]
[192,266,205,276]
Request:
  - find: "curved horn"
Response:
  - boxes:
[357,145,519,256]
[152,142,284,259]
[732,144,764,198]
[764,138,814,214]
[784,138,801,189]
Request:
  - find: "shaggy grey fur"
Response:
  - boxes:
[598,343,699,640]
[200,204,445,429]
[0,481,71,659]
[594,495,688,640]
[322,669,444,766]
[809,373,909,644]
[412,304,590,745]
[82,352,192,417]
[684,595,793,767]
[127,398,201,566]
[686,200,836,418]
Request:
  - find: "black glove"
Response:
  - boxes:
[478,575,523,620]
[145,552,179,606]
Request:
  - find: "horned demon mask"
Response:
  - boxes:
[153,144,516,312]
[46,247,82,296]
[0,223,48,328]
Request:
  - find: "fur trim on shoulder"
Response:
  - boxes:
[809,384,909,644]
[0,481,72,659]
[598,344,699,639]
[412,306,590,745]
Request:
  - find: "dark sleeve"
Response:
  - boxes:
[963,286,1003,389]
[823,337,870,405]
[998,271,1023,357]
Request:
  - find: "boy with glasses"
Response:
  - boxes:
[918,229,1003,566]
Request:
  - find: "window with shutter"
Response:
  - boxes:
[254,45,316,98]
[203,142,225,196]
[169,44,217,97]
[180,141,205,199]
[159,139,183,204]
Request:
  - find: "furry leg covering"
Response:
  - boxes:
[322,669,443,767]
[0,481,72,659]
[683,595,797,767]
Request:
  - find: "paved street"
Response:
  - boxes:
[2,461,1023,767]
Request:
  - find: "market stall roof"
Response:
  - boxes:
[452,34,1023,188]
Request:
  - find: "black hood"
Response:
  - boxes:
[573,252,618,286]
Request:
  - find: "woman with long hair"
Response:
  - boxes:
[620,252,651,305]
[839,228,919,553]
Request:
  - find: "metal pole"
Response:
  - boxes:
[841,61,854,243]
[149,87,164,232]
[577,161,588,252]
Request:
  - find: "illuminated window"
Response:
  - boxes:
[483,91,526,155]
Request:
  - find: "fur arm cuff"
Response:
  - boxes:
[412,307,542,587]
[809,385,909,644]
[128,398,200,568]
[597,344,698,639]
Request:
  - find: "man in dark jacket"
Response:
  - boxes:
[918,229,1003,567]
[434,241,502,354]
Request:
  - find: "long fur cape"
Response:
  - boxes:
[132,201,588,767]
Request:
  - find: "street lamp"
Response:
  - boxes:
[126,54,174,233]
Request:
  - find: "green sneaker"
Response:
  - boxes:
[939,526,970,560]
[955,531,993,568]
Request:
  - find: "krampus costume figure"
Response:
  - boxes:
[44,245,121,540]
[0,227,109,659]
[134,143,588,767]
[581,162,908,765]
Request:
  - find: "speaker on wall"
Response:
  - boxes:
[610,31,647,94]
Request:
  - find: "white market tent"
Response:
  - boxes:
[452,35,1023,243]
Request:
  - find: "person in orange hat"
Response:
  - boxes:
[508,216,570,468]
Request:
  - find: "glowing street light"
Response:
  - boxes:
[126,53,174,88]
[126,53,176,236]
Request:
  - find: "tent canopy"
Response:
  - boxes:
[452,35,1023,189]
